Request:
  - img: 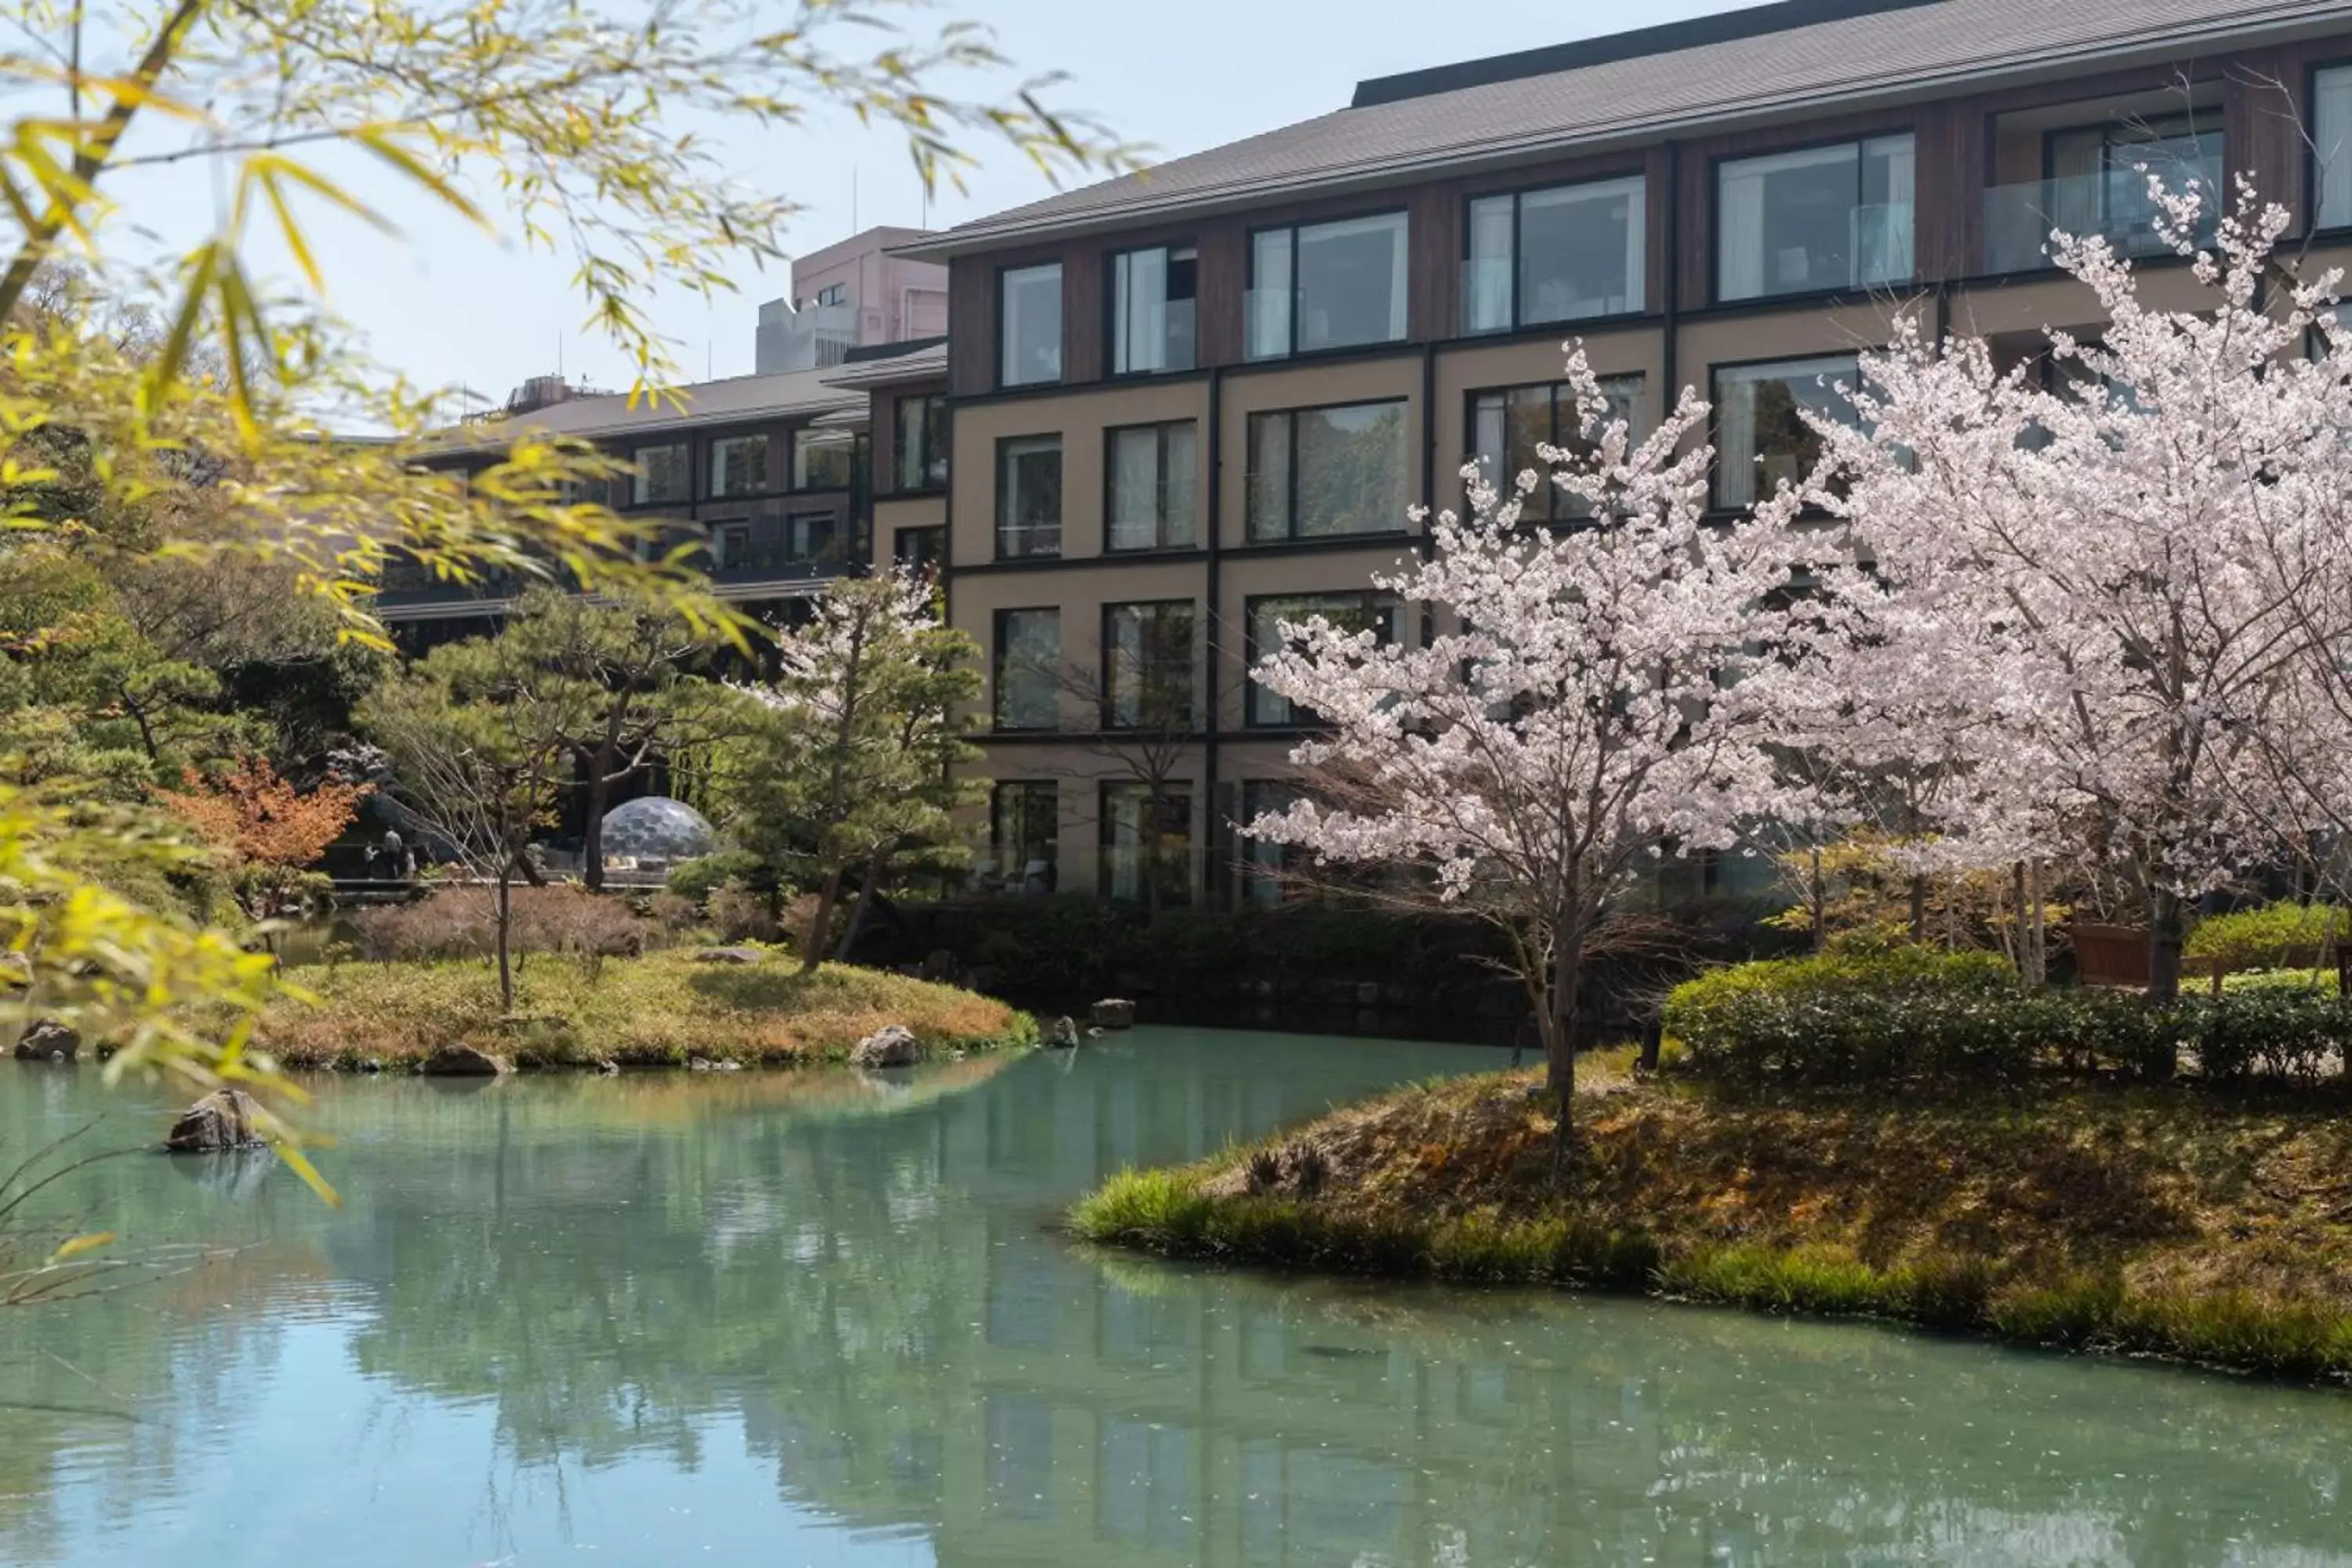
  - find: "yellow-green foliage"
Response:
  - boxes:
[1073,1071,2352,1382]
[2188,901,2350,972]
[256,950,1033,1069]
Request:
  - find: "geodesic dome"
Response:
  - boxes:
[600,797,717,864]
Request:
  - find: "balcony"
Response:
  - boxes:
[1984,151,2223,274]
[1244,287,1290,361]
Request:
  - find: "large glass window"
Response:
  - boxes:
[1110,245,1197,375]
[993,608,1060,731]
[894,394,947,491]
[1468,376,1647,522]
[894,525,943,576]
[2322,68,2352,231]
[1465,176,1646,333]
[991,781,1058,893]
[785,511,837,563]
[791,426,854,490]
[710,434,771,499]
[1239,779,1305,907]
[633,441,690,506]
[709,520,752,572]
[1101,781,1192,905]
[1107,422,1198,551]
[1246,592,1396,726]
[1102,601,1195,730]
[1247,401,1409,543]
[1718,135,1914,302]
[1247,213,1408,361]
[1000,263,1063,387]
[2049,116,2222,252]
[1713,355,1860,509]
[995,435,1062,560]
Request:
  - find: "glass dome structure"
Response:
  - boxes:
[600,797,717,864]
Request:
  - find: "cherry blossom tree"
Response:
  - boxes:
[1245,354,1816,1165]
[1800,180,2352,1002]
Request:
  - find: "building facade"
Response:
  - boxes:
[872,0,2352,910]
[757,226,953,374]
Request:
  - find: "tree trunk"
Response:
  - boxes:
[583,750,612,893]
[800,864,844,978]
[2147,886,2186,1004]
[1545,930,1586,1182]
[495,865,515,1014]
[2028,857,2049,989]
[1809,845,1826,953]
[834,853,884,962]
[2011,861,2029,978]
[1908,874,1928,945]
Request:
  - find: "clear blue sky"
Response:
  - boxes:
[125,0,1762,401]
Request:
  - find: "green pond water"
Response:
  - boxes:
[2,1029,2350,1566]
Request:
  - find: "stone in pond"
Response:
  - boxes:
[165,1089,266,1152]
[13,1017,79,1062]
[848,1025,921,1069]
[695,946,767,965]
[1047,1016,1082,1050]
[1089,999,1136,1030]
[420,1044,512,1077]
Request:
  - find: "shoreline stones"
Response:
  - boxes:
[419,1044,514,1077]
[13,1018,80,1062]
[1048,1016,1082,1050]
[848,1024,921,1069]
[693,946,767,965]
[165,1089,266,1152]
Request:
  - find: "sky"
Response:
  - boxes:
[111,0,1762,402]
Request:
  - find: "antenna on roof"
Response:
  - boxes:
[851,165,859,233]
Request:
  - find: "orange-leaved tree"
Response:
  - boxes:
[157,758,368,928]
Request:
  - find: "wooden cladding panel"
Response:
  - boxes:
[947,257,994,398]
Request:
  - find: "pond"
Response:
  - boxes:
[2,1029,2349,1566]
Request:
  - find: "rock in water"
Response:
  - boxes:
[1047,1016,1082,1050]
[848,1025,921,1069]
[165,1089,266,1152]
[419,1044,513,1077]
[1088,999,1136,1031]
[13,1018,80,1062]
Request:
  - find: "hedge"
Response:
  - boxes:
[2186,900,2350,973]
[1665,949,2352,1087]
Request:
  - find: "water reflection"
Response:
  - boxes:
[2,1032,2349,1566]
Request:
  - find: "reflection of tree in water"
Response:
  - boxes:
[5,1051,2352,1566]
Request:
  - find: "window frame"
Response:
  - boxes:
[1711,130,1917,306]
[1708,351,1864,513]
[996,260,1065,389]
[993,434,1065,561]
[708,431,774,500]
[990,779,1059,891]
[1243,590,1399,728]
[1461,172,1648,335]
[1099,598,1197,732]
[789,425,857,492]
[1106,242,1200,377]
[2312,60,2352,236]
[1098,779,1194,906]
[1245,208,1412,362]
[630,440,692,507]
[707,518,753,572]
[1463,373,1649,524]
[893,524,945,576]
[1243,397,1413,545]
[991,606,1062,732]
[1102,419,1200,554]
[893,394,948,494]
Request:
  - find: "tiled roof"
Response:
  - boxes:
[902,0,2352,257]
[437,367,863,452]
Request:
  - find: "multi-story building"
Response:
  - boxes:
[875,0,2352,909]
[757,226,952,374]
[385,341,953,648]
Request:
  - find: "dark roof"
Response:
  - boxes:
[1352,0,1943,108]
[901,0,2352,259]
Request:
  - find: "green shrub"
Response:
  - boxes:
[2187,900,2348,973]
[1668,948,2352,1087]
[706,879,779,944]
[666,850,769,908]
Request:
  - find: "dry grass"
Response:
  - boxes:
[1075,1062,2352,1382]
[255,949,1033,1070]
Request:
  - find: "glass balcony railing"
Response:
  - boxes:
[1243,288,1290,361]
[1852,201,1915,290]
[1461,256,1512,335]
[1984,154,2224,274]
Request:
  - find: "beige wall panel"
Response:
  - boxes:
[1217,357,1425,549]
[872,495,945,572]
[1951,263,2215,343]
[950,383,1210,568]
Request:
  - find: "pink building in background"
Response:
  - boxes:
[757,226,949,373]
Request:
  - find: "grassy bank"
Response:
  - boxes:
[254,949,1036,1070]
[1073,1058,2352,1382]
